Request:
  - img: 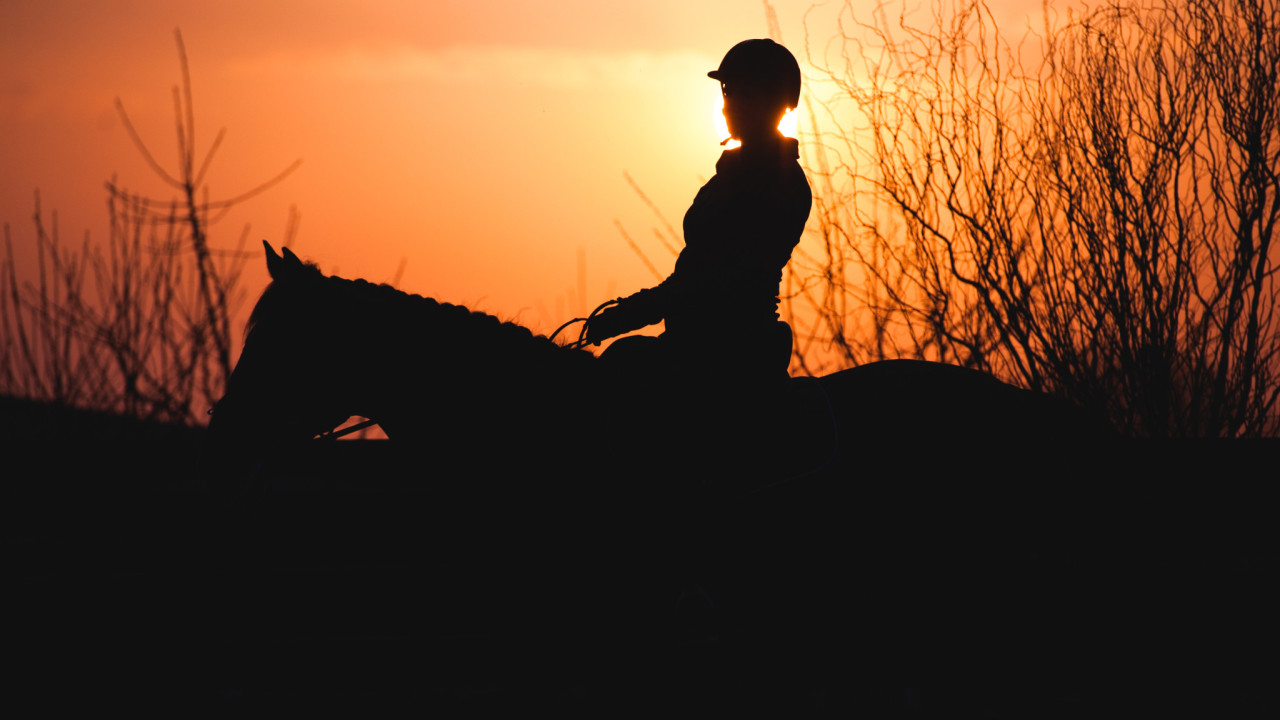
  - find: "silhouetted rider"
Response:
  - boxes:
[586,39,812,388]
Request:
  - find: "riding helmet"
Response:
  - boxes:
[708,39,802,109]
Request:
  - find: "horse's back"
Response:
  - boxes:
[744,359,1110,530]
[736,361,1111,612]
[815,359,1109,449]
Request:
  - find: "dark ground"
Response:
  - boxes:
[2,396,1274,717]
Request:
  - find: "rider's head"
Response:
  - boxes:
[708,39,801,144]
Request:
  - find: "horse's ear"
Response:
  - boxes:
[264,240,285,280]
[264,241,308,281]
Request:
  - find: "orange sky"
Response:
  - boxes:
[2,0,1048,340]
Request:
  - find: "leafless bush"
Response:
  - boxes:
[1,30,299,426]
[794,0,1279,437]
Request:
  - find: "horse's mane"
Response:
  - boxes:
[246,258,596,369]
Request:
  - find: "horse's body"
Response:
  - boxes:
[205,240,1106,591]
[201,243,1113,710]
[208,244,1102,491]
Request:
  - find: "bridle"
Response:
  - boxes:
[315,419,378,441]
[208,397,378,444]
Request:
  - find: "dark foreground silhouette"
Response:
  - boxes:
[177,245,1273,714]
[4,246,1271,716]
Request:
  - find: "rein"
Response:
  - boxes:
[209,400,380,443]
[316,419,379,441]
[550,298,619,350]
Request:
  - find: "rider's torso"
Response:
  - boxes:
[665,136,811,340]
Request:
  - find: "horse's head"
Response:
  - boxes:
[202,240,608,494]
[203,242,359,491]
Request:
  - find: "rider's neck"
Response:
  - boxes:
[735,128,788,153]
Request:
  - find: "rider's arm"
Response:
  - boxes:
[585,277,676,344]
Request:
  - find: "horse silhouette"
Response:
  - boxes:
[207,242,1104,491]
[202,239,1121,509]
[200,239,1124,580]
[204,241,1108,592]
[201,242,1114,711]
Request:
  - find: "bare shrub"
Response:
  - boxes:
[794,0,1279,437]
[1,30,299,426]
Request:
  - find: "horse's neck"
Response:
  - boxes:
[353,300,596,442]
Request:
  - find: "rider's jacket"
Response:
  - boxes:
[621,133,812,346]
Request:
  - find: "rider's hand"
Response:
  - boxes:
[585,306,627,345]
[585,288,665,345]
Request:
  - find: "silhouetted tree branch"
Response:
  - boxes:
[800,0,1279,436]
[1,29,300,425]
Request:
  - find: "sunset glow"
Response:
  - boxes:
[0,0,1047,344]
[714,94,738,148]
[8,7,1272,713]
[779,108,798,139]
